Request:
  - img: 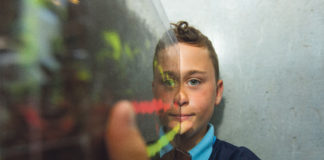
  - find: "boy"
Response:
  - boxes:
[150,21,260,160]
[106,21,260,160]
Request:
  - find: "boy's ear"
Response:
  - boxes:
[215,80,224,106]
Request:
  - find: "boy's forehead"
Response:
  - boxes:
[179,44,211,68]
[156,46,180,71]
[157,43,210,63]
[154,43,215,79]
[158,45,180,59]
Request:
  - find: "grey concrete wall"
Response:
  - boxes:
[158,0,324,159]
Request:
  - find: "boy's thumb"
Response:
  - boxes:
[106,101,148,160]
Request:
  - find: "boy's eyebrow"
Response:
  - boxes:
[163,71,178,78]
[186,70,207,76]
[157,70,206,79]
[183,70,207,80]
[156,71,179,80]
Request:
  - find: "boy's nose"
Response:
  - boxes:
[174,88,189,107]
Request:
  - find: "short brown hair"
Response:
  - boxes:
[153,21,220,81]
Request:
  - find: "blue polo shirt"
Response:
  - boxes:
[160,124,216,160]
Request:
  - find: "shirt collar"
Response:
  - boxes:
[159,123,216,160]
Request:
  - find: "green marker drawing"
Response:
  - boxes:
[154,60,176,87]
[146,123,180,157]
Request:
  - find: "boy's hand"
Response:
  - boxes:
[106,101,149,160]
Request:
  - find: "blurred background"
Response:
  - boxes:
[1,0,323,160]
[157,0,324,160]
[0,0,174,159]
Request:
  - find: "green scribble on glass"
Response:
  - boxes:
[124,43,133,59]
[103,31,122,61]
[154,60,176,87]
[99,31,139,62]
[95,30,150,99]
[154,60,158,68]
[146,123,180,157]
[77,69,91,81]
[164,78,175,87]
[158,65,164,78]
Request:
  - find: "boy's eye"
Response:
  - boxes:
[163,79,175,87]
[188,79,200,86]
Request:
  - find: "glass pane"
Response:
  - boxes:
[0,0,179,159]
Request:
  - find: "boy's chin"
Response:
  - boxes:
[166,121,193,135]
[179,121,193,135]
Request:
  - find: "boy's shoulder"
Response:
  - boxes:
[209,138,260,160]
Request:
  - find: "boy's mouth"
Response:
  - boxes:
[169,113,194,122]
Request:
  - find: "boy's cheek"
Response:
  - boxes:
[154,91,177,104]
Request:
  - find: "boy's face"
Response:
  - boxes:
[153,43,223,138]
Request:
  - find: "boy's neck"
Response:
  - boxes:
[172,125,209,151]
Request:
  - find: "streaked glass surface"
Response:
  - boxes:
[0,0,178,159]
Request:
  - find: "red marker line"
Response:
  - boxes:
[131,99,178,114]
[20,107,42,128]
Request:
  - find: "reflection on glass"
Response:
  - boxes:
[0,0,177,159]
